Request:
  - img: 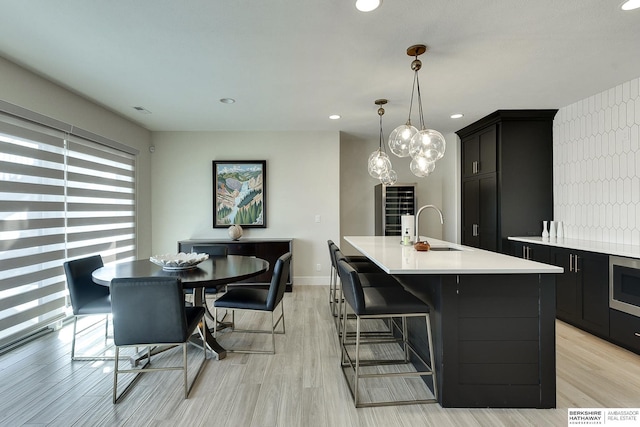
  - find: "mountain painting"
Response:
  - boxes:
[213,160,266,228]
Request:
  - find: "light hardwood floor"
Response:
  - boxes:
[1,285,640,426]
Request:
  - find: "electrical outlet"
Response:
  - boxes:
[315,214,321,223]
[316,263,321,271]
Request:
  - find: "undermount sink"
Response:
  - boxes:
[429,247,462,252]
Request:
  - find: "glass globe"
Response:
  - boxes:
[380,169,397,186]
[388,122,417,158]
[409,128,446,162]
[368,150,391,178]
[410,154,436,177]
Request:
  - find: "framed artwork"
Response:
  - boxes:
[212,160,266,228]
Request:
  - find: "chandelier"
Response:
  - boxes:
[388,44,445,177]
[367,99,397,186]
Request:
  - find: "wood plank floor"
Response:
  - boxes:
[1,285,640,426]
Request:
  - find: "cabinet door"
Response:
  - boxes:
[512,241,527,258]
[551,248,579,323]
[478,174,498,251]
[462,179,480,247]
[462,174,497,251]
[462,125,497,178]
[577,251,609,337]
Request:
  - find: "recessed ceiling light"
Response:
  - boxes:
[219,98,236,104]
[329,114,341,120]
[355,0,381,12]
[450,113,464,119]
[621,0,640,10]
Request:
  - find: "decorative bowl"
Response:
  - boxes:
[150,252,209,270]
[414,241,431,251]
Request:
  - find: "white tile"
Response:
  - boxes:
[623,81,631,102]
[629,204,636,230]
[624,177,632,204]
[617,178,624,206]
[630,77,639,100]
[619,102,627,129]
[616,84,624,105]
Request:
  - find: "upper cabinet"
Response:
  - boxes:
[462,124,497,178]
[457,110,557,253]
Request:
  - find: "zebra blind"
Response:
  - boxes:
[0,114,136,349]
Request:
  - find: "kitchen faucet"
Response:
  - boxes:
[415,204,444,242]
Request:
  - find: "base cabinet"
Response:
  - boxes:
[610,309,640,354]
[178,239,293,290]
[511,241,550,264]
[549,248,609,338]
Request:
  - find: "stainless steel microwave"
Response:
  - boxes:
[610,255,640,318]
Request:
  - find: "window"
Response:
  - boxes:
[0,108,136,349]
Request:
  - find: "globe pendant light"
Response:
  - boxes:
[367,99,397,185]
[390,44,446,177]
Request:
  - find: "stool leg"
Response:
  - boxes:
[425,313,438,401]
[354,315,361,407]
[402,316,409,363]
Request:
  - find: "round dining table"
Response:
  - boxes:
[92,255,269,360]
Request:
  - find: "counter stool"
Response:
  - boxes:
[327,241,383,319]
[336,259,438,408]
[331,247,401,339]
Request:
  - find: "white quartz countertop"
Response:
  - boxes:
[508,236,640,259]
[344,236,563,275]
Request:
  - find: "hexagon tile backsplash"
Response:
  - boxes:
[553,76,640,246]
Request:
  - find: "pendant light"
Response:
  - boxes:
[389,44,445,177]
[367,99,397,186]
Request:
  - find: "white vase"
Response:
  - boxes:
[549,221,556,238]
[228,224,243,240]
[542,221,549,238]
[557,221,564,238]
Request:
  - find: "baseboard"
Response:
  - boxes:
[292,276,329,286]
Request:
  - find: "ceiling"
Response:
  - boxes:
[1,0,639,141]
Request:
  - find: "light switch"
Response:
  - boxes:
[315,215,321,223]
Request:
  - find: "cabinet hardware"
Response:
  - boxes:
[574,255,580,273]
[569,254,573,272]
[635,333,640,338]
[472,224,479,237]
[526,246,531,260]
[472,160,479,174]
[522,246,526,259]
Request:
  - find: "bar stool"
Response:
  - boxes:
[327,240,382,319]
[336,259,438,408]
[328,244,399,339]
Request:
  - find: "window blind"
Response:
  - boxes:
[0,113,136,349]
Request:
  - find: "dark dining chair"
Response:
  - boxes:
[213,252,291,354]
[63,254,112,361]
[110,276,208,403]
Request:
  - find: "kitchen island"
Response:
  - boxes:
[344,235,563,408]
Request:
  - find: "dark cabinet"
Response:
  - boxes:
[178,238,293,290]
[462,124,497,178]
[457,110,557,253]
[463,175,497,251]
[550,248,609,337]
[511,241,550,264]
[610,309,640,354]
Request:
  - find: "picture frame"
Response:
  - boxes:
[212,160,266,228]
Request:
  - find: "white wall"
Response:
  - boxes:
[0,56,153,256]
[150,131,340,285]
[554,76,640,245]
[339,131,460,255]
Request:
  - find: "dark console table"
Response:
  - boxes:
[178,238,293,291]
